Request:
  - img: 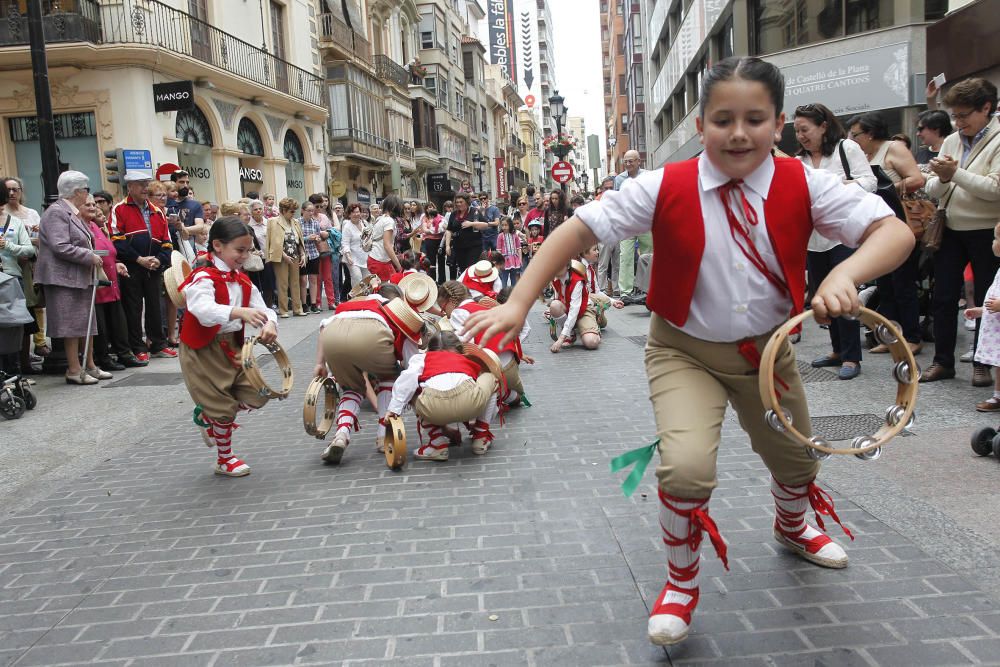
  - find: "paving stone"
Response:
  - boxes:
[866,640,975,665]
[4,316,1000,666]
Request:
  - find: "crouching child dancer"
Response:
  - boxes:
[314,284,423,464]
[179,216,279,478]
[385,331,499,461]
[463,56,915,645]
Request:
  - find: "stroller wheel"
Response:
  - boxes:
[21,388,36,411]
[971,426,997,456]
[0,392,25,420]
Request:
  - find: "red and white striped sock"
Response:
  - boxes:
[335,390,362,439]
[212,421,235,461]
[650,490,729,631]
[772,477,853,557]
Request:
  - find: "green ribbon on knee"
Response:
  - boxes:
[192,405,209,428]
[610,439,660,497]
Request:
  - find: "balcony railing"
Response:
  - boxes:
[394,140,414,159]
[0,1,101,44]
[374,54,408,89]
[0,0,324,107]
[329,127,391,163]
[318,13,371,65]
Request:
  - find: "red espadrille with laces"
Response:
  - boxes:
[771,478,852,568]
[415,419,450,461]
[470,419,494,455]
[648,490,729,646]
[215,456,250,477]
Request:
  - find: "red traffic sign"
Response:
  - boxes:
[155,162,180,181]
[551,161,574,184]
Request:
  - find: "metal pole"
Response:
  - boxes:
[556,117,567,195]
[27,0,59,208]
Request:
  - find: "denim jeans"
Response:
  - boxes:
[807,246,862,362]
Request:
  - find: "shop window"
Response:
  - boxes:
[237,117,265,156]
[175,106,213,146]
[751,0,893,54]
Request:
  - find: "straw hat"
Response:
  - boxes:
[163,251,191,308]
[463,342,507,396]
[569,259,587,277]
[470,259,499,283]
[382,298,425,342]
[399,273,438,312]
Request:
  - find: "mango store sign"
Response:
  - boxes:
[782,43,910,117]
[240,166,264,183]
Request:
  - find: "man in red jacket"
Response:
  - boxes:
[110,172,176,361]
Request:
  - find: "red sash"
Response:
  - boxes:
[564,271,590,323]
[461,301,523,360]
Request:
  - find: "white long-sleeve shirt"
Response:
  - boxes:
[183,256,277,333]
[387,351,472,415]
[574,153,892,343]
[797,139,877,252]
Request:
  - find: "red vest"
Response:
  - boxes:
[179,266,253,349]
[419,351,481,383]
[647,158,812,327]
[564,270,590,322]
[334,298,408,360]
[587,263,598,293]
[461,301,523,360]
[461,269,497,297]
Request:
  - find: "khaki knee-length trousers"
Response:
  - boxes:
[645,314,818,499]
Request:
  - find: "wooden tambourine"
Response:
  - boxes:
[759,307,918,460]
[463,342,509,399]
[348,273,380,299]
[241,336,293,399]
[303,376,338,439]
[384,414,406,470]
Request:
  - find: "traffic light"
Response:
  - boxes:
[103,148,124,184]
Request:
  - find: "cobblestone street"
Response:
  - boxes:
[2,307,1000,666]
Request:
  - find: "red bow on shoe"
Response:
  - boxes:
[808,482,854,541]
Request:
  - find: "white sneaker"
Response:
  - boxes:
[322,432,349,464]
[471,438,490,455]
[961,344,975,363]
[965,318,977,331]
[214,456,250,477]
[773,525,848,569]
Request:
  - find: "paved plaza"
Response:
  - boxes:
[2,307,1000,666]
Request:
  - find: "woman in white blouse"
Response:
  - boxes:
[794,103,876,380]
[340,202,369,290]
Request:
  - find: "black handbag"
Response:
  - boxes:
[839,141,904,220]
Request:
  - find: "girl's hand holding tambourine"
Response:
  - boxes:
[257,321,278,344]
[811,272,860,324]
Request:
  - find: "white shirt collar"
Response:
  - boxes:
[211,255,233,272]
[698,153,775,200]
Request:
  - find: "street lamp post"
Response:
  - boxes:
[581,171,589,197]
[548,90,568,193]
[471,153,485,193]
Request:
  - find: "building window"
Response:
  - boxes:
[439,78,450,111]
[631,12,642,53]
[269,1,286,61]
[9,112,97,142]
[419,8,434,49]
[237,118,265,156]
[462,50,474,82]
[751,0,893,54]
[424,75,437,96]
[621,113,628,129]
[618,74,626,93]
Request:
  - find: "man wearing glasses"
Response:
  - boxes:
[614,150,652,305]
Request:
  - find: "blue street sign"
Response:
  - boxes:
[122,149,152,174]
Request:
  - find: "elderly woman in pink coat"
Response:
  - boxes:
[33,171,105,385]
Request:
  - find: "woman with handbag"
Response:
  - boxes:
[794,104,877,379]
[848,112,926,356]
[922,78,1000,385]
[310,193,340,310]
[265,197,307,318]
